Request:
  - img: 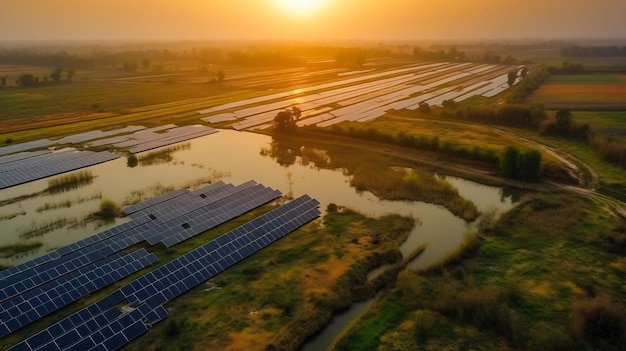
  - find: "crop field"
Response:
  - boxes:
[530,74,626,109]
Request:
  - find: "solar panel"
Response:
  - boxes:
[0,150,120,189]
[0,250,157,337]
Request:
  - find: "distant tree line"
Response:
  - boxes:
[412,47,519,65]
[0,50,94,69]
[561,45,626,58]
[0,48,175,70]
[413,47,466,62]
[442,103,547,130]
[8,67,76,88]
[547,61,585,75]
[307,125,502,167]
[305,124,546,181]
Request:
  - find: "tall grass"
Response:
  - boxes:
[136,143,191,166]
[334,293,407,351]
[46,170,94,193]
[571,294,626,347]
[36,192,102,213]
[0,210,26,221]
[18,217,78,239]
[0,242,43,258]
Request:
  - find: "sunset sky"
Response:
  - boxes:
[1,0,625,41]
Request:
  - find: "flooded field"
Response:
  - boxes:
[0,130,517,270]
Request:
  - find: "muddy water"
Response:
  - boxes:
[0,128,515,273]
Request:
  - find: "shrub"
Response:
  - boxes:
[98,199,121,219]
[527,324,573,351]
[571,294,626,347]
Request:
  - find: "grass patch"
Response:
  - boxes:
[0,242,43,258]
[334,292,407,351]
[0,210,27,221]
[122,208,414,351]
[46,170,94,193]
[18,217,78,239]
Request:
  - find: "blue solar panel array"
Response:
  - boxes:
[0,150,52,166]
[0,217,153,283]
[122,188,189,215]
[7,194,320,351]
[1,181,276,286]
[0,150,120,189]
[0,249,157,338]
[0,139,55,157]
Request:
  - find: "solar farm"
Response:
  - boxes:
[199,62,521,130]
[0,124,219,190]
[1,180,321,350]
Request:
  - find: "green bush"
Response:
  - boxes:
[98,199,121,219]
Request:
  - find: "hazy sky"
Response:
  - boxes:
[1,0,625,41]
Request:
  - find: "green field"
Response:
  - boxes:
[337,192,626,350]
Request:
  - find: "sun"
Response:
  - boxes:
[274,0,328,16]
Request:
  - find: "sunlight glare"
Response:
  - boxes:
[274,0,328,16]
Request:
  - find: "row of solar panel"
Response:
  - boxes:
[0,182,283,336]
[54,126,146,146]
[73,198,320,349]
[139,181,253,223]
[0,250,158,338]
[0,183,280,315]
[0,150,53,166]
[155,189,282,247]
[10,290,126,351]
[7,195,319,351]
[0,151,119,189]
[128,127,219,154]
[85,124,177,148]
[0,139,55,157]
[0,125,152,158]
[122,188,189,215]
[127,196,320,307]
[1,181,277,292]
[2,220,166,288]
[0,150,106,173]
[1,181,232,280]
[144,185,281,246]
[127,181,241,222]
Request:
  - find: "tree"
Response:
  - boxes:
[500,146,519,178]
[273,109,297,130]
[523,149,542,181]
[507,69,518,87]
[0,76,6,87]
[291,106,301,120]
[98,199,121,219]
[216,70,225,82]
[17,73,38,87]
[66,68,76,82]
[555,109,572,134]
[442,99,458,109]
[50,67,64,84]
[418,102,431,114]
